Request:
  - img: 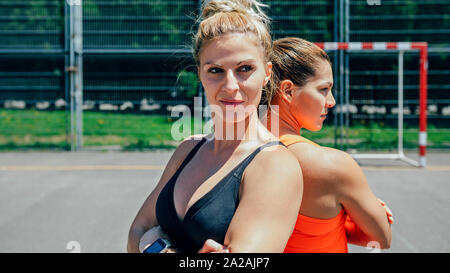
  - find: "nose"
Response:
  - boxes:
[223,69,239,93]
[326,91,336,108]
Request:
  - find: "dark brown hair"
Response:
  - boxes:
[262,37,331,106]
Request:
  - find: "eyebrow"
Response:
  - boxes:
[203,62,221,67]
[237,59,256,65]
[203,59,257,66]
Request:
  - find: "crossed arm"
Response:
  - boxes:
[286,143,393,250]
[327,149,393,248]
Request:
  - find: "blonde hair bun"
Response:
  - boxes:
[201,0,269,24]
[193,0,272,64]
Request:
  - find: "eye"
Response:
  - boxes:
[320,87,329,93]
[207,67,223,74]
[238,65,254,73]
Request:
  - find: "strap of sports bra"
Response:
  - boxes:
[170,138,207,182]
[232,141,285,178]
[171,139,284,183]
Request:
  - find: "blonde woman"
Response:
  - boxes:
[127,0,302,253]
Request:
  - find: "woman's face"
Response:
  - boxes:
[290,60,335,131]
[198,33,271,122]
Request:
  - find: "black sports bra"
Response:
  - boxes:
[155,138,284,252]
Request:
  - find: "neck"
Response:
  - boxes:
[263,94,302,137]
[211,110,272,153]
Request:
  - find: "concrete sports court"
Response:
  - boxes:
[0,150,449,253]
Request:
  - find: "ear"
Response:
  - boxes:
[278,79,295,103]
[263,62,272,86]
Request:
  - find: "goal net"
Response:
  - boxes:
[316,42,428,167]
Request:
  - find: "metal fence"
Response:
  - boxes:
[349,0,450,45]
[345,0,450,123]
[0,0,449,150]
[338,0,450,151]
[84,0,198,50]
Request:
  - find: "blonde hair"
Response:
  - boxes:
[193,0,272,65]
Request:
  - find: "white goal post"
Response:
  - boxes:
[315,42,428,167]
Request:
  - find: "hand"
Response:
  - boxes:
[378,199,394,225]
[165,248,178,253]
[198,239,229,253]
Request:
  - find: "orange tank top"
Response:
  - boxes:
[280,134,349,253]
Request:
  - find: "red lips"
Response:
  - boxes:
[220,99,244,106]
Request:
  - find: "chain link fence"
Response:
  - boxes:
[0,0,449,150]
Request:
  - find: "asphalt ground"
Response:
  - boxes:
[0,150,449,253]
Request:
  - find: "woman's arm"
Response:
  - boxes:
[344,199,393,247]
[127,138,203,253]
[222,146,303,252]
[331,151,392,249]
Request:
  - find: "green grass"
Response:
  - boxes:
[302,122,450,150]
[1,109,450,151]
[0,109,70,150]
[0,109,202,150]
[82,111,178,149]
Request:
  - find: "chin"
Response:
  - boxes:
[305,123,323,132]
[213,110,253,125]
[224,105,257,121]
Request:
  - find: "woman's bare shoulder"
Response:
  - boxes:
[171,134,207,162]
[159,134,207,183]
[245,143,302,185]
[288,142,360,182]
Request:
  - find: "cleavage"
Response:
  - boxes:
[173,150,232,222]
[172,145,252,222]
